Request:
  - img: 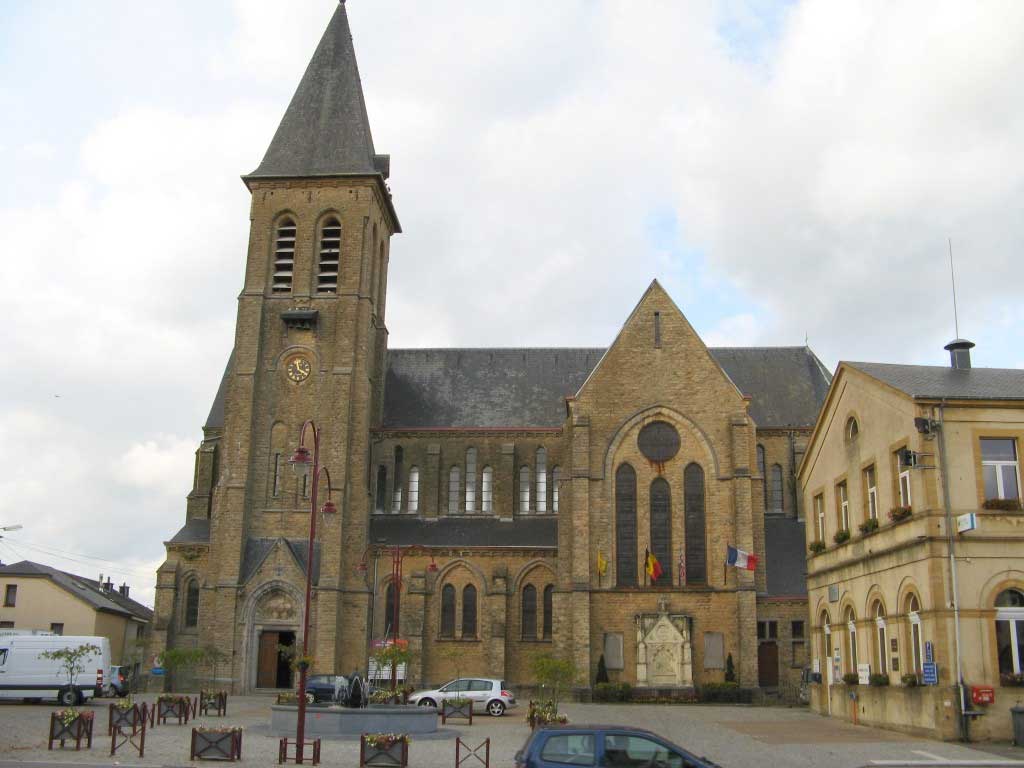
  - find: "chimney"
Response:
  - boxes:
[944,338,975,370]
[104,578,114,592]
[119,583,130,598]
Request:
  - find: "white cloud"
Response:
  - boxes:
[117,436,199,498]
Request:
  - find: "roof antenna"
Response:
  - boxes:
[948,237,960,339]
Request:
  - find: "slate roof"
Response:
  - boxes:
[846,362,1024,401]
[240,538,322,586]
[245,2,391,186]
[0,561,153,619]
[168,518,210,545]
[370,516,558,548]
[383,346,831,429]
[204,352,232,431]
[763,517,808,597]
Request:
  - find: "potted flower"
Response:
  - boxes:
[157,693,192,725]
[191,725,244,761]
[808,541,826,555]
[48,708,95,750]
[983,498,1022,511]
[901,673,920,687]
[834,529,851,545]
[842,672,859,686]
[275,691,314,705]
[441,696,473,724]
[526,700,568,730]
[889,506,913,523]
[869,673,890,687]
[108,695,145,736]
[1001,673,1024,687]
[360,733,410,768]
[200,689,228,717]
[859,518,880,535]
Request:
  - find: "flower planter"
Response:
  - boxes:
[108,702,144,736]
[360,734,409,768]
[191,727,243,761]
[111,722,146,758]
[278,736,321,765]
[441,698,473,725]
[200,691,229,717]
[48,710,94,750]
[157,695,192,725]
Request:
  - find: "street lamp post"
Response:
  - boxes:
[287,421,336,765]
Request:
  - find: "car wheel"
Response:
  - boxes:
[418,697,436,708]
[57,687,78,707]
[486,699,505,717]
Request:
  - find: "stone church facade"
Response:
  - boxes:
[149,2,828,696]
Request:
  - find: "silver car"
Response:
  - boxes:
[408,677,516,717]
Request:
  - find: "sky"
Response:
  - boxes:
[1,1,1022,608]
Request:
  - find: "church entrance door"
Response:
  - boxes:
[758,641,779,688]
[257,630,295,688]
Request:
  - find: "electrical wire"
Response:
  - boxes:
[3,537,157,580]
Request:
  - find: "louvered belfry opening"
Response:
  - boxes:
[615,464,638,586]
[272,218,296,292]
[317,217,341,293]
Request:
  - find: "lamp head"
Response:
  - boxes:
[289,445,312,477]
[321,499,337,515]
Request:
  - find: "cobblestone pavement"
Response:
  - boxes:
[2,696,1023,768]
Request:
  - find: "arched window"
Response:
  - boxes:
[768,464,784,513]
[384,582,398,637]
[756,445,767,511]
[440,584,456,638]
[375,465,387,513]
[407,467,420,513]
[542,585,554,639]
[448,466,461,515]
[996,589,1024,678]
[874,602,888,676]
[317,216,341,293]
[551,467,560,513]
[615,464,638,586]
[536,448,547,513]
[481,467,494,514]
[650,478,671,585]
[465,448,477,513]
[684,463,706,584]
[845,607,858,674]
[519,465,531,513]
[272,217,296,293]
[820,610,832,683]
[906,593,923,674]
[392,446,404,513]
[522,584,537,640]
[462,584,477,638]
[846,417,859,442]
[184,579,199,628]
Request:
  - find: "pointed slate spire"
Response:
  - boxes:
[246,1,389,181]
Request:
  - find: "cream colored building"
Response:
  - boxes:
[0,561,151,667]
[799,340,1024,741]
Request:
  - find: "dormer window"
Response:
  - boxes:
[317,216,341,293]
[272,218,296,293]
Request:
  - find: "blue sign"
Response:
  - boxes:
[150,667,165,676]
[923,662,938,685]
[925,641,934,664]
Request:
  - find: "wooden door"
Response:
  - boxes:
[758,641,779,688]
[257,631,279,689]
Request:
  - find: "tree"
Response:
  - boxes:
[531,651,577,707]
[725,653,736,683]
[201,645,230,687]
[40,643,101,699]
[436,643,464,686]
[160,647,205,692]
[595,654,609,684]
[371,642,414,694]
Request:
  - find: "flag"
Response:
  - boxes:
[645,549,663,582]
[726,544,758,571]
[678,549,686,586]
[596,551,608,577]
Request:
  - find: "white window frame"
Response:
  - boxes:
[875,608,888,675]
[839,482,849,531]
[465,448,477,513]
[536,448,547,513]
[823,622,833,685]
[847,614,858,673]
[407,467,419,513]
[909,610,923,674]
[997,609,1024,675]
[448,466,461,515]
[815,495,825,542]
[898,468,912,507]
[866,465,878,520]
[519,465,531,514]
[981,438,1021,501]
[552,466,560,513]
[481,466,493,514]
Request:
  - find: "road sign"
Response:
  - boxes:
[923,662,938,685]
[150,667,165,676]
[957,512,978,533]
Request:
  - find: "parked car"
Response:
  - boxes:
[515,725,720,768]
[305,674,351,704]
[109,665,130,697]
[407,678,515,717]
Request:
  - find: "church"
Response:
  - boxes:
[150,2,829,697]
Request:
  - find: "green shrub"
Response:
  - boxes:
[593,682,632,702]
[859,518,880,535]
[833,529,851,545]
[699,682,752,704]
[983,498,1022,511]
[869,673,890,687]
[842,672,859,685]
[901,673,920,687]
[809,541,827,554]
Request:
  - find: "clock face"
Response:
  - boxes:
[286,356,311,383]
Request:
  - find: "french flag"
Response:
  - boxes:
[726,545,758,571]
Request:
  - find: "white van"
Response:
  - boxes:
[0,635,112,705]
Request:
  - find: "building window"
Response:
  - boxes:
[440,584,456,638]
[3,585,16,607]
[650,478,672,585]
[819,611,832,684]
[465,448,477,513]
[551,467,560,513]
[384,582,398,637]
[768,464,784,513]
[864,465,878,520]
[407,467,420,513]
[543,585,553,640]
[814,494,825,542]
[184,580,199,628]
[272,453,281,497]
[837,481,849,531]
[615,464,637,586]
[462,585,477,638]
[846,417,859,442]
[757,445,767,511]
[982,438,1020,502]
[481,466,494,513]
[896,449,912,507]
[845,607,858,674]
[271,217,296,293]
[519,465,531,513]
[874,602,888,676]
[392,446,404,513]
[448,466,461,515]
[536,448,547,512]
[684,463,706,584]
[50,623,64,635]
[757,621,778,640]
[906,594,924,675]
[316,216,341,293]
[522,584,537,640]
[996,589,1024,679]
[375,466,387,513]
[0,621,13,629]
[792,620,805,666]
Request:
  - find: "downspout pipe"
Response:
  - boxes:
[936,401,968,740]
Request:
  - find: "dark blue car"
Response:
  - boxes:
[515,725,720,768]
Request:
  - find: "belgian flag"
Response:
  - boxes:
[645,548,663,584]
